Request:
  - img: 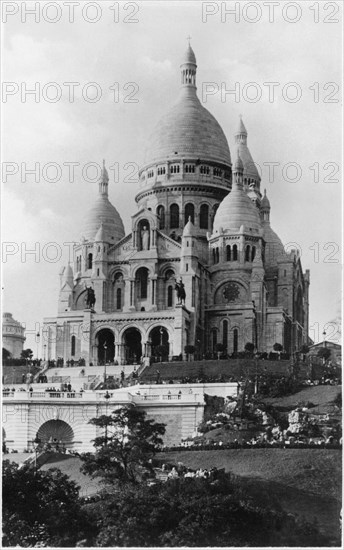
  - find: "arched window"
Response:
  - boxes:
[245,245,250,262]
[136,268,148,300]
[233,329,238,353]
[226,245,231,261]
[216,247,220,263]
[184,203,195,224]
[170,204,179,229]
[156,205,165,230]
[200,204,209,229]
[71,335,76,357]
[212,329,217,351]
[116,288,122,310]
[223,320,228,350]
[233,244,238,261]
[251,246,256,262]
[87,253,93,269]
[167,285,173,307]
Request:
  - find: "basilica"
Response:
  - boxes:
[43,45,310,366]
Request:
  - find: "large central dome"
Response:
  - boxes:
[143,46,231,168]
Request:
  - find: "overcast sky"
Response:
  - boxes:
[2,0,342,353]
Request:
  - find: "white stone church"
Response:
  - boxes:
[43,45,310,366]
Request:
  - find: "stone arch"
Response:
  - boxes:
[121,326,143,364]
[199,203,210,229]
[148,325,170,360]
[156,205,165,229]
[37,419,74,448]
[94,327,115,365]
[231,326,240,354]
[137,219,151,250]
[184,202,195,225]
[170,203,180,229]
[134,266,149,302]
[110,271,126,311]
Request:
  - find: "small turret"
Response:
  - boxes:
[235,115,248,145]
[260,189,271,222]
[58,264,74,313]
[181,217,197,273]
[99,159,109,197]
[233,150,244,189]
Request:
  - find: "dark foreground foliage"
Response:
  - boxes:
[86,476,327,547]
[2,459,329,547]
[2,460,93,547]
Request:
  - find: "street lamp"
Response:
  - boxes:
[323,330,326,348]
[33,434,41,474]
[36,331,40,360]
[104,391,111,444]
[103,342,108,384]
[43,344,47,361]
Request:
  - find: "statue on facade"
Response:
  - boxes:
[141,226,150,250]
[85,286,96,309]
[175,278,186,305]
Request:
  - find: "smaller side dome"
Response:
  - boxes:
[81,161,125,243]
[263,225,286,267]
[94,222,106,243]
[183,217,196,237]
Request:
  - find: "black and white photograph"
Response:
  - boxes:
[1,0,342,547]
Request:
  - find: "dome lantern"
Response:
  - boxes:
[140,44,231,171]
[180,37,197,88]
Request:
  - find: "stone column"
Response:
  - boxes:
[129,279,135,310]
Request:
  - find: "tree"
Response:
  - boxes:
[300,344,309,362]
[317,347,331,363]
[215,343,225,360]
[80,405,166,485]
[20,348,33,360]
[184,344,195,361]
[273,342,283,359]
[2,347,11,361]
[2,460,92,547]
[87,476,327,547]
[155,344,168,362]
[244,342,255,356]
[300,344,309,354]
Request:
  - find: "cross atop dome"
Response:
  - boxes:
[187,35,192,46]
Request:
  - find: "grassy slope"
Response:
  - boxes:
[158,448,342,543]
[263,385,341,410]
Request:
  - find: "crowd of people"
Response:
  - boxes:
[160,435,342,452]
[160,463,224,482]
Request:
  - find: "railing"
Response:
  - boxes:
[3,389,203,404]
[3,391,84,399]
[132,393,201,403]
